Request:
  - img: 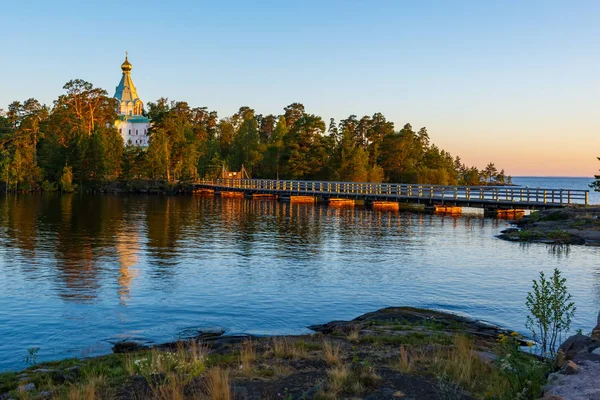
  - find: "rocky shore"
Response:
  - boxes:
[540,313,600,400]
[1,307,598,400]
[498,207,600,246]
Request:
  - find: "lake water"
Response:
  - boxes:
[0,177,599,372]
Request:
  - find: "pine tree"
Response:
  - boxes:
[590,157,600,192]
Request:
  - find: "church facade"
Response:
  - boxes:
[114,54,151,147]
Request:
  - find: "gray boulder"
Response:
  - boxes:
[556,334,593,367]
[18,383,35,392]
[592,311,600,340]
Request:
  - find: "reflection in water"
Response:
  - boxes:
[0,194,599,372]
[116,224,140,305]
[548,244,571,258]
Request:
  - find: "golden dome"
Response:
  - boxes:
[121,53,132,72]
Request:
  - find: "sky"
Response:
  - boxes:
[1,0,598,177]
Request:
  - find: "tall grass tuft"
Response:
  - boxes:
[326,364,351,395]
[272,338,308,359]
[204,367,231,400]
[152,373,185,400]
[322,339,342,365]
[346,327,360,343]
[395,345,412,373]
[66,374,106,400]
[240,339,256,375]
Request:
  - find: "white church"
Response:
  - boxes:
[114,54,150,147]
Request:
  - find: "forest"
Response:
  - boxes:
[0,79,511,192]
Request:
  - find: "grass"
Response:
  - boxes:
[394,345,412,373]
[151,373,186,400]
[431,335,489,391]
[204,367,231,400]
[360,332,451,346]
[253,363,293,379]
[0,327,551,400]
[518,230,541,241]
[240,339,256,375]
[322,340,342,365]
[300,340,322,351]
[425,334,548,399]
[66,374,107,400]
[206,353,238,367]
[346,328,360,342]
[272,338,308,359]
[539,211,570,222]
[0,353,130,399]
[0,340,209,399]
[316,364,360,399]
[316,359,381,399]
[547,229,572,243]
[325,364,352,396]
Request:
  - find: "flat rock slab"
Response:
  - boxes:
[309,307,517,342]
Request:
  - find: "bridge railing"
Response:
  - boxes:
[198,179,589,205]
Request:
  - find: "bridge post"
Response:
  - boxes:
[484,207,498,217]
[373,201,400,211]
[327,198,355,207]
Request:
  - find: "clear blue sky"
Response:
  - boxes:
[1,0,598,176]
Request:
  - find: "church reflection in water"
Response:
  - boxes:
[115,224,140,305]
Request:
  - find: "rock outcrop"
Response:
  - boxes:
[542,317,600,400]
[499,207,600,246]
[592,311,600,340]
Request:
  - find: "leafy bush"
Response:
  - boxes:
[60,166,76,193]
[41,180,58,192]
[526,268,576,356]
[547,230,571,243]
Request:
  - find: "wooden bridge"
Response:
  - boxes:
[194,179,589,214]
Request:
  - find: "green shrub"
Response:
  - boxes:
[547,230,571,243]
[41,180,58,192]
[526,268,576,356]
[60,166,77,193]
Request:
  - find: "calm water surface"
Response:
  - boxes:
[0,180,599,372]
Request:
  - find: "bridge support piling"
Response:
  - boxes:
[372,201,400,211]
[289,196,315,204]
[193,188,214,195]
[424,204,436,213]
[221,191,245,199]
[435,205,463,214]
[251,194,277,200]
[327,198,355,207]
[398,203,425,211]
[483,207,498,217]
[496,209,526,219]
